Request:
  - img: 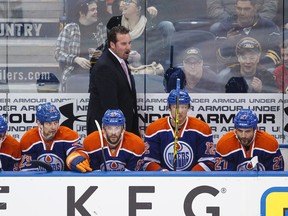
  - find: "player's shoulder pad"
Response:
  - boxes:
[187,116,212,135]
[83,131,102,151]
[216,131,239,156]
[255,130,279,152]
[20,127,40,150]
[145,117,169,136]
[5,134,20,147]
[56,126,79,142]
[123,131,145,155]
[3,134,21,158]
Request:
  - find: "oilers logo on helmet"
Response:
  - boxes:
[163,141,194,171]
[234,108,258,129]
[36,102,61,124]
[102,109,126,126]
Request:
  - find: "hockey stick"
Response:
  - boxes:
[30,160,53,172]
[173,78,181,171]
[95,120,108,171]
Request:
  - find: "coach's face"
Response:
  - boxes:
[110,33,131,60]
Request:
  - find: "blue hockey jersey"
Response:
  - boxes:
[143,116,215,171]
[215,130,284,171]
[19,126,86,171]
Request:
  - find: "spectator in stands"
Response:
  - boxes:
[143,89,215,171]
[55,0,106,92]
[213,0,281,71]
[19,102,92,172]
[107,0,155,66]
[166,47,221,93]
[215,108,284,171]
[0,115,21,171]
[273,31,288,93]
[84,109,145,171]
[207,0,278,22]
[219,37,278,93]
[147,0,209,70]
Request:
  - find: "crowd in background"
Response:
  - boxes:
[52,0,288,93]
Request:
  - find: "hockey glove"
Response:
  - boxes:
[66,151,92,173]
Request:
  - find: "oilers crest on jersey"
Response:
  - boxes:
[163,140,194,171]
[236,159,265,171]
[37,153,65,171]
[100,160,126,171]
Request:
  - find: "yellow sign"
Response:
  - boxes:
[261,187,288,216]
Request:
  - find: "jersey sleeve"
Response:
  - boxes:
[215,132,238,171]
[83,131,102,170]
[124,133,145,171]
[143,119,170,171]
[190,118,215,171]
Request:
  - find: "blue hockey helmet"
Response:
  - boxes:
[36,102,61,124]
[234,109,258,129]
[102,109,126,126]
[167,89,191,106]
[0,115,8,134]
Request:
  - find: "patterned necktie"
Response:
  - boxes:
[121,61,132,89]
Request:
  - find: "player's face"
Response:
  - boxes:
[170,104,189,125]
[235,1,257,26]
[40,121,60,141]
[104,125,124,147]
[238,53,260,77]
[235,127,255,147]
[110,33,131,60]
[82,3,98,25]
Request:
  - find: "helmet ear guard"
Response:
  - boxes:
[36,102,61,124]
[234,108,258,129]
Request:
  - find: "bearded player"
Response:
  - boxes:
[19,102,91,172]
[215,108,284,171]
[84,109,145,171]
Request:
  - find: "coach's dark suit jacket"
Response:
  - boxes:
[86,48,139,136]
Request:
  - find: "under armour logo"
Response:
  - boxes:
[284,107,288,132]
[59,103,86,129]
